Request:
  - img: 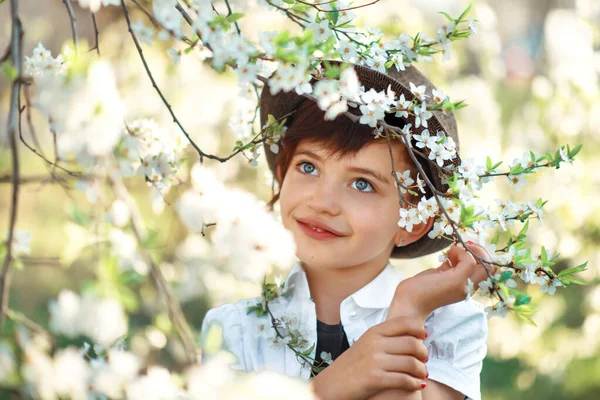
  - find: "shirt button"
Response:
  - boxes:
[349,311,357,319]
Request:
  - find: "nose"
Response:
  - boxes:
[306,177,342,216]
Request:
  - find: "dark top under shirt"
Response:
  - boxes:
[312,319,350,377]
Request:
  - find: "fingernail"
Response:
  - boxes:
[424,332,428,339]
[467,241,474,246]
[421,382,427,389]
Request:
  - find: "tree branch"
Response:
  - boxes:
[62,0,79,49]
[107,168,199,364]
[0,0,23,331]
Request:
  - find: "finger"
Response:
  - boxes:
[378,316,427,339]
[376,371,427,392]
[447,245,477,281]
[383,336,429,362]
[380,354,428,379]
[466,242,497,276]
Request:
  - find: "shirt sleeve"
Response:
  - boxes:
[424,299,488,400]
[200,303,246,372]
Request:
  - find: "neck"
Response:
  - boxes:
[301,259,389,324]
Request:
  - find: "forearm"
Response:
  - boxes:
[310,365,361,400]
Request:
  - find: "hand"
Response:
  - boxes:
[310,316,429,400]
[388,241,495,322]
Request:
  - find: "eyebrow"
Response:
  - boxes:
[294,149,391,185]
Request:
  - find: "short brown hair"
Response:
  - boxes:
[267,100,431,208]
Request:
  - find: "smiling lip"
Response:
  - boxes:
[295,217,346,240]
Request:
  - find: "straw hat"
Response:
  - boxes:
[259,60,461,259]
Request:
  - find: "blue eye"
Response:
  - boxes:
[299,161,318,175]
[352,178,374,193]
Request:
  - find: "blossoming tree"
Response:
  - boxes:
[0,0,592,398]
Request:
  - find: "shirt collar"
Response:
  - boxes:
[282,259,405,310]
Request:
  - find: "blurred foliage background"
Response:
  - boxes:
[0,0,599,399]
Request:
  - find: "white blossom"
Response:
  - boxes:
[24,43,66,77]
[336,39,359,62]
[428,143,453,167]
[153,0,183,38]
[398,207,421,233]
[393,170,414,194]
[394,93,412,118]
[49,291,128,347]
[413,102,433,128]
[91,349,141,399]
[131,21,155,45]
[485,300,511,319]
[308,20,332,43]
[126,366,181,400]
[413,129,435,149]
[409,82,428,101]
[432,88,446,104]
[507,173,528,192]
[313,79,341,110]
[540,277,563,295]
[320,351,333,365]
[33,59,125,161]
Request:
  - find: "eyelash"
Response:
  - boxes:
[295,161,376,193]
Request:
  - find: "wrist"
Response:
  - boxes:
[310,367,359,400]
[391,282,431,324]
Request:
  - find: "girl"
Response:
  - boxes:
[201,61,493,400]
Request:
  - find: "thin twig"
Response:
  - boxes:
[4,308,54,344]
[107,168,199,364]
[0,0,23,330]
[0,173,92,184]
[62,0,79,49]
[297,0,380,13]
[223,0,241,35]
[22,85,44,156]
[90,13,100,54]
[17,101,82,177]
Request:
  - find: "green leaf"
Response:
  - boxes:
[518,220,529,237]
[515,311,537,327]
[569,143,582,158]
[457,3,473,22]
[509,163,523,175]
[515,293,531,306]
[559,275,587,286]
[491,231,500,245]
[300,343,315,356]
[557,261,588,277]
[291,3,311,12]
[2,62,17,81]
[226,13,244,23]
[492,161,503,170]
[439,11,454,22]
[499,271,513,282]
[540,246,548,263]
[486,156,492,171]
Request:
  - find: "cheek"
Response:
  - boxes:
[350,198,399,236]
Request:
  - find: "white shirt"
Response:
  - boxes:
[201,260,488,400]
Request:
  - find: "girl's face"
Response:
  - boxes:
[278,139,413,271]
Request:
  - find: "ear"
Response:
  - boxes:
[393,215,435,247]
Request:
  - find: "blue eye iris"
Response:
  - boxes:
[352,178,374,192]
[300,162,317,175]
